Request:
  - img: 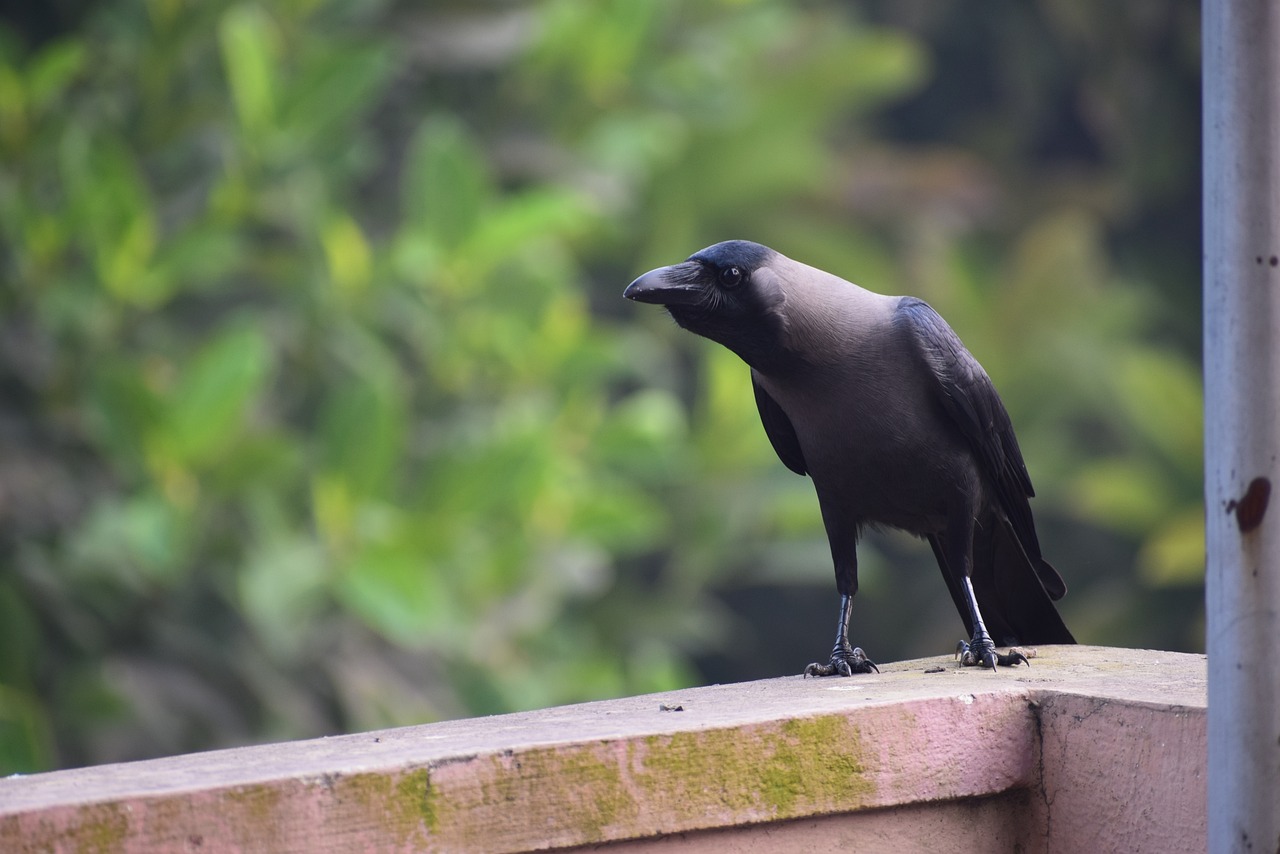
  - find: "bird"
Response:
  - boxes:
[623,240,1075,675]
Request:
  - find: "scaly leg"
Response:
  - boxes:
[804,593,879,677]
[955,575,1029,669]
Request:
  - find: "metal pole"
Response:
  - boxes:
[1204,1,1280,851]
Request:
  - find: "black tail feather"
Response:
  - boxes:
[929,521,1075,648]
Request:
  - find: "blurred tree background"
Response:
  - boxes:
[0,0,1201,773]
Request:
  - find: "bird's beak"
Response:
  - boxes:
[623,263,705,307]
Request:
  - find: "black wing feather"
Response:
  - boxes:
[752,373,807,476]
[897,298,1067,601]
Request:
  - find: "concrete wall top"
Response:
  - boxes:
[0,645,1206,853]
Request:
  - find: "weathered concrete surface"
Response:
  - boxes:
[0,645,1205,853]
[560,793,1039,853]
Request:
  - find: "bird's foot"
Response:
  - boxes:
[804,646,879,677]
[955,638,1030,669]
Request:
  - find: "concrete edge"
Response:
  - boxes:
[0,646,1206,853]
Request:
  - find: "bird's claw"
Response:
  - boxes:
[999,647,1031,667]
[956,638,1030,670]
[804,646,879,677]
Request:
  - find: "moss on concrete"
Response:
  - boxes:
[0,647,1206,852]
[404,767,438,833]
[487,746,635,842]
[327,767,436,848]
[410,711,879,849]
[1,714,878,851]
[634,713,876,822]
[416,744,639,848]
[0,801,132,854]
[223,780,287,827]
[51,801,131,853]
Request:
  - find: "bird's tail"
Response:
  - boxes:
[930,522,1076,647]
[981,520,1075,646]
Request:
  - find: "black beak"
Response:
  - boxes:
[623,262,705,307]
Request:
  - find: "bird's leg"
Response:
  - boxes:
[804,593,879,677]
[805,528,877,677]
[954,575,1029,669]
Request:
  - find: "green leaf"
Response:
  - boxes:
[99,213,160,305]
[465,188,593,269]
[321,214,372,296]
[55,132,163,304]
[594,389,689,478]
[0,65,23,149]
[71,494,190,585]
[318,378,405,498]
[219,4,278,136]
[151,225,244,290]
[337,546,457,648]
[239,534,329,658]
[403,116,491,251]
[26,40,85,109]
[1111,350,1203,472]
[0,685,53,775]
[163,320,272,465]
[696,344,775,471]
[1138,507,1206,587]
[569,484,666,552]
[0,583,39,687]
[278,42,393,144]
[88,361,164,467]
[1068,456,1175,535]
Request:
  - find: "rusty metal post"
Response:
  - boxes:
[1204,1,1280,850]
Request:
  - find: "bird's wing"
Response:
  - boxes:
[752,372,808,476]
[896,298,1066,599]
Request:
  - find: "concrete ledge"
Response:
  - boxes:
[0,646,1205,853]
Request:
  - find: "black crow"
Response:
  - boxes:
[624,240,1074,675]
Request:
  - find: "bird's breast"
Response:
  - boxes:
[757,363,978,529]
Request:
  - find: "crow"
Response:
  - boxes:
[624,240,1074,675]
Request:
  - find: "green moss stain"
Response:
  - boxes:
[411,713,878,846]
[406,768,438,833]
[0,801,132,853]
[223,781,286,828]
[635,713,876,820]
[483,747,635,842]
[331,768,437,848]
[59,802,131,853]
[768,715,874,814]
[6,713,878,852]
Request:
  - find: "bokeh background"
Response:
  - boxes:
[0,0,1202,773]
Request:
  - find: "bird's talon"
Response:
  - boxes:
[957,637,1031,669]
[997,648,1031,667]
[804,646,878,677]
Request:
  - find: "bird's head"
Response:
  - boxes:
[624,240,789,368]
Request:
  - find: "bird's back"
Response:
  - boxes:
[755,279,987,533]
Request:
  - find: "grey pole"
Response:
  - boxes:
[1204,1,1280,851]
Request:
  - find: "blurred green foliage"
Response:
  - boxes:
[0,0,1201,772]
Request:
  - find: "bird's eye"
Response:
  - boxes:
[720,266,744,288]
